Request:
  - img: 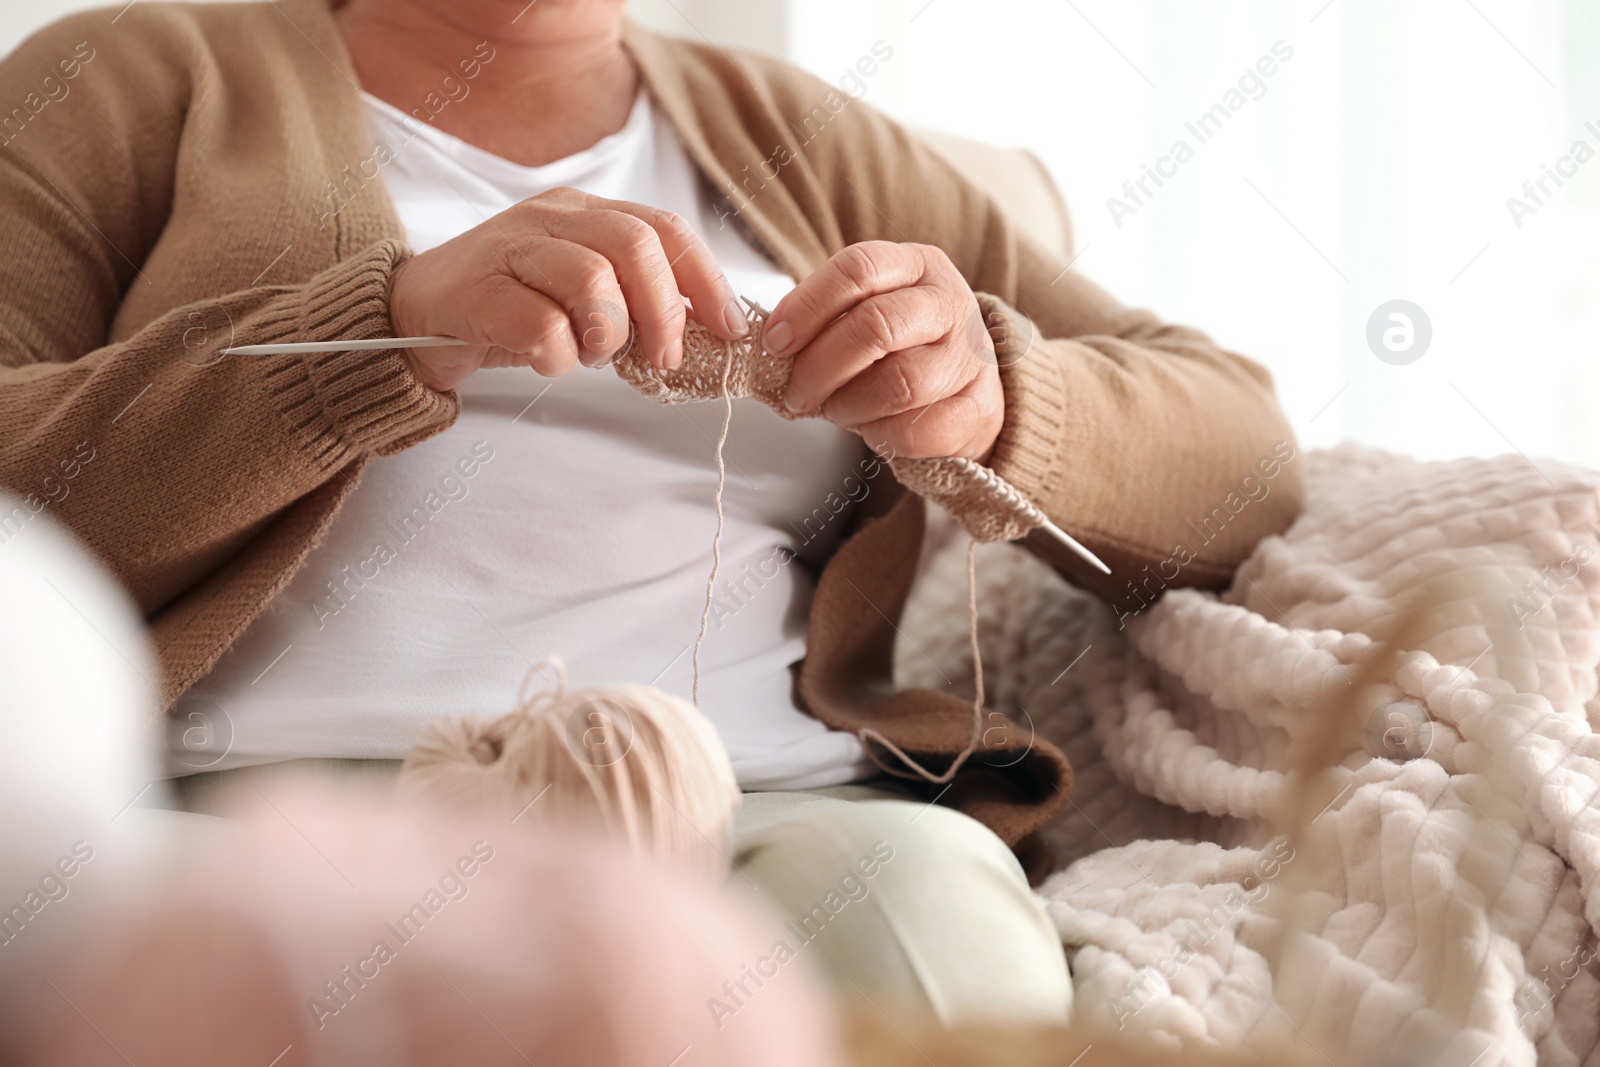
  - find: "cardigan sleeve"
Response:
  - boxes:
[748,70,1304,602]
[0,16,456,617]
[972,253,1305,603]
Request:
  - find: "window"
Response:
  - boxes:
[637,0,1598,470]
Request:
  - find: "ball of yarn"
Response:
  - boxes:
[397,663,740,878]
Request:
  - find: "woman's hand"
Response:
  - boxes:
[765,241,1004,462]
[387,187,750,392]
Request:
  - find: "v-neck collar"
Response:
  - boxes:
[619,22,827,282]
[299,0,829,280]
[359,85,652,188]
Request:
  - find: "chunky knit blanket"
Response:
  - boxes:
[897,445,1600,1066]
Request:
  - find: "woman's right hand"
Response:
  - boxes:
[386,187,750,392]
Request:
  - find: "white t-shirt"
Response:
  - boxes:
[168,91,875,791]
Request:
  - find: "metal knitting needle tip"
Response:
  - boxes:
[1038,517,1112,575]
[217,336,468,356]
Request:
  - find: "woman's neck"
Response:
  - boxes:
[334,1,638,167]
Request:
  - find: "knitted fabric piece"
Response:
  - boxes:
[611,303,1041,544]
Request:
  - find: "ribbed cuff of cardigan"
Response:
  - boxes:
[255,239,458,474]
[975,292,1067,517]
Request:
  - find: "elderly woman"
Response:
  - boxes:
[0,0,1300,1028]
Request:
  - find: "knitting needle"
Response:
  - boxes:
[214,333,1114,576]
[218,336,468,356]
[1038,518,1112,575]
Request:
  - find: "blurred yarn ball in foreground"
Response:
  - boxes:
[11,785,839,1067]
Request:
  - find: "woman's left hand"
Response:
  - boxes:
[765,241,1004,462]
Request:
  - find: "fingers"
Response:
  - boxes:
[469,275,582,376]
[855,369,1004,461]
[497,236,629,366]
[598,198,747,342]
[764,242,931,363]
[819,339,972,429]
[783,287,948,415]
[538,193,742,370]
[388,186,746,389]
[764,239,1004,462]
[534,207,679,370]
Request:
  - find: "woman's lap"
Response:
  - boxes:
[164,761,1074,1026]
[732,785,1073,1027]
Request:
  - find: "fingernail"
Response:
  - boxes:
[666,339,683,370]
[764,320,793,356]
[784,389,807,413]
[723,298,749,337]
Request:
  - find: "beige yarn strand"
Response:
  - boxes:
[690,343,737,706]
[855,538,986,786]
[668,310,990,785]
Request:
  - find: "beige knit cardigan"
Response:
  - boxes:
[0,0,1302,872]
